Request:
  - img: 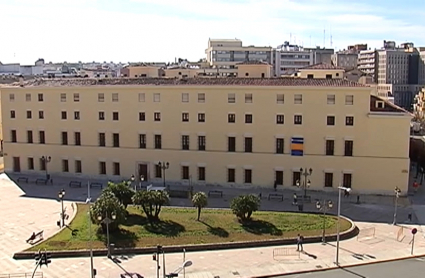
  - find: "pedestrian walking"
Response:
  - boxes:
[296,234,304,252]
[293,193,298,205]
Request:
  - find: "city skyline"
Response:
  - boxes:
[1,0,425,64]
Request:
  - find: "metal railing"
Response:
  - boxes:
[0,272,43,278]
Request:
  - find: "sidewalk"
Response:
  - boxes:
[1,222,424,278]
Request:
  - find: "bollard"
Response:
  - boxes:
[356,195,360,204]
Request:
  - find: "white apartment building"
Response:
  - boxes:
[358,50,376,76]
[332,53,358,70]
[272,42,313,76]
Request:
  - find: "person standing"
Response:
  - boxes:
[293,193,298,205]
[296,234,304,252]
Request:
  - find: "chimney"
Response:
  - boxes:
[19,75,24,87]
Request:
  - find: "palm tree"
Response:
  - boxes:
[192,192,208,221]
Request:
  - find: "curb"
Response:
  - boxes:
[251,253,425,278]
[13,215,358,260]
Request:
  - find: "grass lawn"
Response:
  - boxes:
[30,204,352,251]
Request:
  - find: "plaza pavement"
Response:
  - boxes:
[1,172,425,277]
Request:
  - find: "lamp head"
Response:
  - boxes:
[328,200,333,208]
[141,175,144,181]
[309,168,313,174]
[300,167,303,173]
[182,260,193,268]
[315,201,321,209]
[130,175,135,182]
[97,215,102,221]
[111,212,116,220]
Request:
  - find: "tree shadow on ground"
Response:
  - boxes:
[144,220,185,237]
[200,221,229,238]
[122,213,148,227]
[96,228,138,248]
[240,219,283,236]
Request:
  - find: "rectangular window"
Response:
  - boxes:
[26,93,31,102]
[182,166,190,180]
[73,93,79,102]
[98,93,105,102]
[228,168,235,182]
[327,116,335,126]
[277,94,284,104]
[343,173,352,188]
[139,112,145,121]
[276,114,284,124]
[9,93,15,101]
[112,112,119,121]
[11,130,17,143]
[155,164,162,178]
[27,130,33,143]
[244,137,253,153]
[138,93,145,102]
[198,136,206,151]
[113,162,120,176]
[244,169,252,184]
[198,93,205,103]
[294,115,302,125]
[60,93,66,102]
[61,131,68,145]
[326,74,332,79]
[99,133,106,147]
[62,159,69,172]
[327,94,335,104]
[39,131,45,144]
[228,113,236,123]
[198,113,205,122]
[182,113,189,122]
[198,167,206,181]
[75,160,82,173]
[28,157,34,170]
[326,140,334,155]
[154,112,161,121]
[324,173,333,187]
[74,111,80,120]
[245,93,253,103]
[74,132,81,146]
[228,137,236,152]
[292,171,301,186]
[276,138,284,154]
[113,133,120,147]
[10,110,15,119]
[345,95,354,105]
[154,93,161,102]
[228,93,236,103]
[344,140,353,156]
[139,134,146,149]
[99,111,105,120]
[26,110,32,119]
[154,134,162,149]
[275,170,283,185]
[38,111,44,119]
[99,161,106,175]
[294,94,302,104]
[112,93,119,102]
[38,93,43,102]
[182,135,190,150]
[245,114,253,124]
[182,93,189,102]
[61,111,67,120]
[307,74,314,79]
[345,116,354,126]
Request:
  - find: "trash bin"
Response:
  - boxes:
[298,204,303,212]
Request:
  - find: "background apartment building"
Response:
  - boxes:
[0,68,411,195]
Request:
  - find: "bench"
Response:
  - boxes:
[35,178,48,185]
[69,181,82,188]
[90,182,103,189]
[268,193,284,201]
[17,177,28,183]
[208,190,223,198]
[27,230,44,245]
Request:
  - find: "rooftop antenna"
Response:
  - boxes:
[290,33,292,44]
[323,28,326,47]
[330,26,333,48]
[309,35,312,47]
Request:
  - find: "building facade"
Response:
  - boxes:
[331,53,358,70]
[0,77,411,195]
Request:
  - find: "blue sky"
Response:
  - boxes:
[1,0,424,64]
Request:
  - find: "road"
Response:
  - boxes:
[279,257,425,278]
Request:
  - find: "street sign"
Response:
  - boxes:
[412,228,418,235]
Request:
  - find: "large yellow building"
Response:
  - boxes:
[0,73,411,195]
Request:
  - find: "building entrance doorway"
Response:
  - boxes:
[138,163,148,182]
[12,157,21,172]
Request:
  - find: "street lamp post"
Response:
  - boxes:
[41,156,52,180]
[296,167,312,198]
[158,161,170,187]
[335,185,351,266]
[393,186,401,225]
[58,189,66,227]
[130,174,135,191]
[140,175,145,188]
[316,200,333,244]
[97,212,116,258]
[86,182,95,278]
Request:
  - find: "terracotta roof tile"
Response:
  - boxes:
[301,63,345,70]
[370,95,412,114]
[9,77,369,88]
